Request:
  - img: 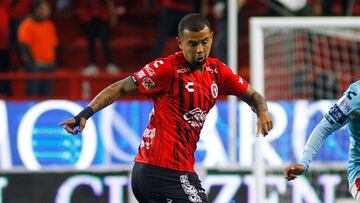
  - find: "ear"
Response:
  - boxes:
[176,37,182,50]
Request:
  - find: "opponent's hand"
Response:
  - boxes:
[284,164,305,181]
[58,117,87,135]
[256,111,273,136]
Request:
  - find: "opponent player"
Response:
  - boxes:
[60,13,273,202]
[284,80,360,201]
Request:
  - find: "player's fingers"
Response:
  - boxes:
[77,118,87,133]
[58,118,75,126]
[284,167,290,175]
[287,173,298,179]
[292,168,304,175]
[78,124,85,133]
[260,123,269,136]
[256,121,265,136]
[268,120,273,131]
[263,124,270,136]
[256,125,262,136]
[78,126,84,133]
[284,167,297,180]
[64,124,77,135]
[286,175,297,181]
[58,120,70,126]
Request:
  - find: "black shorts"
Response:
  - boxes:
[131,162,208,203]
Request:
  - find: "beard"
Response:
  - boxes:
[191,58,206,67]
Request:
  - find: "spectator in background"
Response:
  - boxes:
[322,0,352,16]
[0,0,11,96]
[150,0,206,59]
[266,0,314,16]
[75,0,120,75]
[18,0,58,97]
[212,0,246,64]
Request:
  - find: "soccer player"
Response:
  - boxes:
[284,80,360,201]
[60,13,273,202]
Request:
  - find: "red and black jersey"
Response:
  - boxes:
[132,51,248,172]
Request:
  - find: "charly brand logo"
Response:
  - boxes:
[142,77,155,90]
[211,81,218,98]
[179,175,202,203]
[183,107,207,127]
[185,82,194,93]
[153,60,164,68]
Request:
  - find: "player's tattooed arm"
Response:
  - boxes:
[89,76,138,112]
[241,85,273,135]
[241,85,268,113]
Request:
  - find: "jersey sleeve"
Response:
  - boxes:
[218,63,248,97]
[300,84,359,171]
[300,117,343,171]
[132,59,172,95]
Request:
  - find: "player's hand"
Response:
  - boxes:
[58,117,87,135]
[350,111,360,119]
[256,111,273,136]
[284,164,305,181]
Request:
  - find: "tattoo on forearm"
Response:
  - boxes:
[251,92,268,113]
[89,81,122,112]
[88,76,138,112]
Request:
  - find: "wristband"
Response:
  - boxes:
[74,107,94,125]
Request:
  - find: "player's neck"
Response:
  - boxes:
[191,65,205,73]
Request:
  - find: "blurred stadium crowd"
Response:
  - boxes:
[0,0,359,99]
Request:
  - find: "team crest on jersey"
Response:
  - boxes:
[142,77,155,90]
[211,82,218,98]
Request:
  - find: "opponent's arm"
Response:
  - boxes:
[241,85,273,136]
[285,82,359,181]
[284,117,341,181]
[59,75,138,134]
